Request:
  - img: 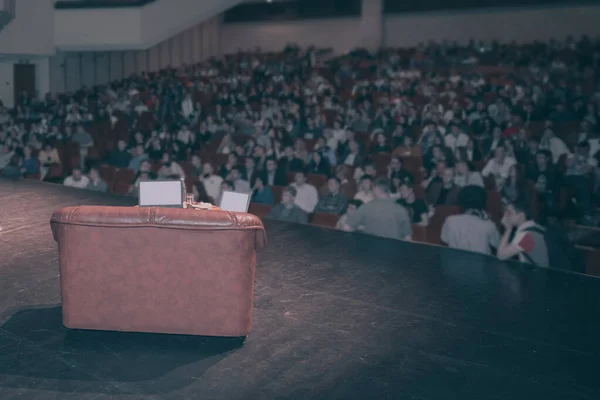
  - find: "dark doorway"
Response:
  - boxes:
[13,63,36,106]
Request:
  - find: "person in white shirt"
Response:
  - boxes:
[157,154,186,180]
[177,124,193,146]
[200,162,223,201]
[444,125,469,153]
[64,168,90,189]
[539,128,570,164]
[481,146,516,190]
[354,175,375,204]
[181,93,195,119]
[454,160,484,188]
[290,170,319,213]
[229,167,251,194]
[441,185,500,255]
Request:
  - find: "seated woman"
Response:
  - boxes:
[217,134,234,155]
[503,164,525,204]
[306,151,331,175]
[193,181,214,204]
[369,132,392,154]
[251,176,275,205]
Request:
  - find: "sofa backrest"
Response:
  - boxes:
[50,205,267,250]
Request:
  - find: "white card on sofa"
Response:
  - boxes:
[219,191,250,213]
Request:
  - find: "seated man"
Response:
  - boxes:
[426,167,460,206]
[397,182,429,226]
[354,175,375,204]
[290,170,319,214]
[228,166,251,194]
[497,201,549,267]
[336,199,363,230]
[343,178,412,241]
[441,185,501,255]
[268,186,308,224]
[86,167,109,193]
[64,167,90,189]
[315,176,349,215]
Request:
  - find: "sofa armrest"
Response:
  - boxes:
[51,205,267,251]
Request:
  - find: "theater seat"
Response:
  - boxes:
[115,168,136,185]
[271,185,285,204]
[310,212,340,228]
[426,205,462,245]
[111,182,131,195]
[249,203,273,218]
[25,173,41,180]
[307,173,327,189]
[580,247,600,277]
[411,224,427,242]
[98,164,116,184]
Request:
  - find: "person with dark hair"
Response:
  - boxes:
[193,180,214,204]
[563,141,597,223]
[251,175,274,205]
[315,176,348,214]
[290,169,318,213]
[397,182,430,226]
[354,174,374,204]
[268,186,308,224]
[157,152,185,180]
[64,167,90,189]
[454,160,483,188]
[0,154,23,180]
[87,167,109,192]
[200,162,223,201]
[262,157,288,186]
[497,200,548,267]
[21,146,39,176]
[307,151,330,175]
[336,199,363,230]
[344,177,412,241]
[228,166,251,194]
[440,185,500,255]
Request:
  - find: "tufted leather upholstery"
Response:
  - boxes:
[50,206,267,337]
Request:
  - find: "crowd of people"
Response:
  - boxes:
[1,36,599,269]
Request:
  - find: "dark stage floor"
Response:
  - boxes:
[1,179,600,400]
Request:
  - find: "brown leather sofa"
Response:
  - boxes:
[50,205,267,338]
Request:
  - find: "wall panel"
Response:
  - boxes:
[170,36,182,67]
[65,53,82,92]
[123,51,136,77]
[47,14,222,93]
[80,52,96,87]
[95,52,110,85]
[148,46,160,72]
[109,52,124,82]
[49,53,66,94]
[135,50,148,74]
